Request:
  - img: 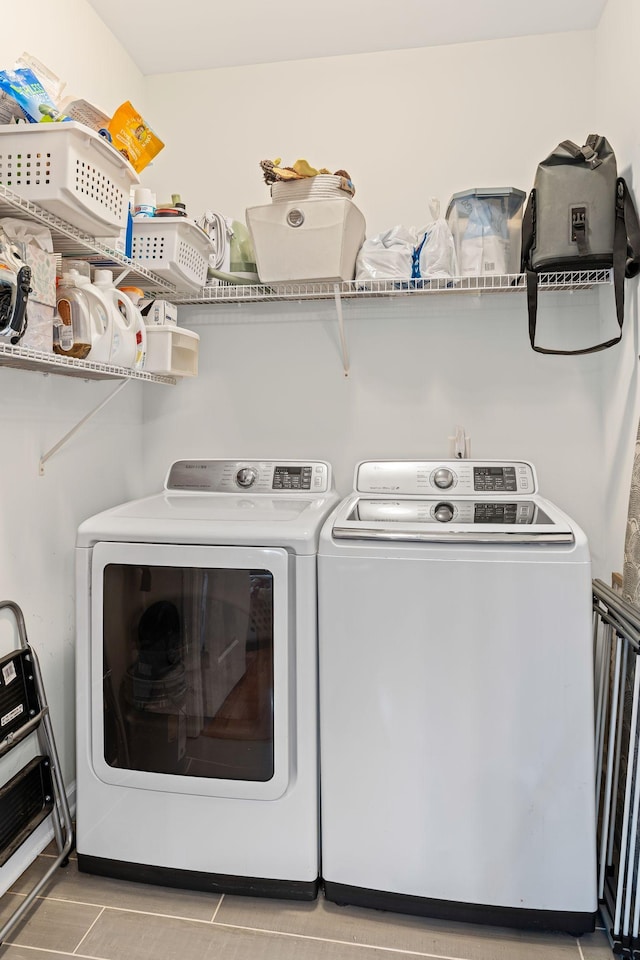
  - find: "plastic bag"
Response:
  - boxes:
[2,218,56,351]
[416,200,458,280]
[447,194,509,276]
[0,67,68,123]
[356,225,418,287]
[0,90,26,124]
[108,102,164,173]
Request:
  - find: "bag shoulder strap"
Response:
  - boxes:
[527,267,623,356]
[620,177,640,279]
[521,189,535,271]
[528,177,640,356]
[612,177,640,331]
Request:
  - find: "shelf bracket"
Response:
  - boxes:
[39,379,131,476]
[113,267,132,286]
[333,284,350,377]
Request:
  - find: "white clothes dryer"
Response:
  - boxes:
[75,459,338,899]
[318,459,596,933]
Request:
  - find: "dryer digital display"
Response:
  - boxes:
[272,465,311,490]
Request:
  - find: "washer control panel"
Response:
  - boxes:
[166,460,331,494]
[352,500,546,524]
[355,460,536,496]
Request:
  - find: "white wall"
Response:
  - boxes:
[145,292,610,570]
[0,0,147,117]
[141,29,626,580]
[0,0,148,889]
[594,0,640,578]
[142,32,597,235]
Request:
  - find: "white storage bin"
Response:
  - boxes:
[0,122,138,236]
[144,325,199,377]
[132,218,214,290]
[246,198,366,283]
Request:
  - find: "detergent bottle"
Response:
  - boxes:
[118,285,147,370]
[93,269,138,368]
[54,269,113,362]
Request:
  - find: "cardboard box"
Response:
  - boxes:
[139,299,178,327]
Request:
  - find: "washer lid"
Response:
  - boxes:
[331,495,575,544]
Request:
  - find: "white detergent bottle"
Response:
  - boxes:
[55,270,113,363]
[117,285,147,370]
[93,269,137,368]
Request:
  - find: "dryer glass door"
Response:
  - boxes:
[89,542,290,801]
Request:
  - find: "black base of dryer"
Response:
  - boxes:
[78,853,319,901]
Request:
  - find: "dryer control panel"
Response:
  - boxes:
[166,459,332,494]
[355,460,536,496]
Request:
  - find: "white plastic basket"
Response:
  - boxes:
[271,174,352,203]
[131,218,214,290]
[0,121,138,236]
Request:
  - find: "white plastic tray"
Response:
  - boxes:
[144,325,199,377]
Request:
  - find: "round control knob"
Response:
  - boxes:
[236,467,258,488]
[433,468,454,489]
[434,502,454,523]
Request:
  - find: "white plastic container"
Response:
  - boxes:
[0,122,138,236]
[445,187,526,277]
[118,286,148,368]
[144,326,199,377]
[131,218,215,290]
[54,270,114,362]
[92,270,136,367]
[133,186,156,218]
[245,198,366,283]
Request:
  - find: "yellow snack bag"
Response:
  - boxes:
[108,101,164,173]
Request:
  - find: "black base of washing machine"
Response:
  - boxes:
[323,881,596,935]
[78,853,319,901]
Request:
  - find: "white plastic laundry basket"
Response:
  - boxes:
[131,218,214,290]
[0,122,138,236]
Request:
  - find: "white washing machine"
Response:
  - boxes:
[75,458,338,899]
[318,459,597,933]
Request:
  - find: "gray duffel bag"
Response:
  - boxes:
[521,134,640,355]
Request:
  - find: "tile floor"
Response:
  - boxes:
[0,846,614,960]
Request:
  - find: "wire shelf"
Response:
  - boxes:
[0,188,181,392]
[0,183,175,292]
[0,343,176,384]
[164,270,613,305]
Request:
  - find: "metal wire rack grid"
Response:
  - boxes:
[0,183,175,291]
[164,270,613,305]
[0,342,176,384]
